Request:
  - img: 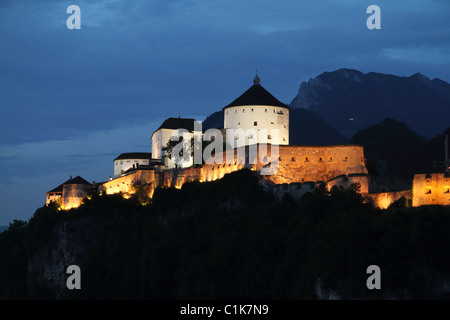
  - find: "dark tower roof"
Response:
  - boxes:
[156,117,201,132]
[223,74,288,110]
[114,152,152,161]
[46,176,91,194]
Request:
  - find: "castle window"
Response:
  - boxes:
[283,137,286,141]
[115,161,118,165]
[265,109,268,112]
[329,157,333,162]
[251,108,254,112]
[444,188,449,194]
[226,111,228,115]
[425,188,432,194]
[284,125,286,128]
[278,157,282,161]
[268,135,271,140]
[120,161,123,165]
[273,110,276,113]
[237,122,240,125]
[291,157,295,162]
[271,122,274,124]
[319,157,323,162]
[344,156,348,161]
[254,121,257,126]
[305,157,309,162]
[242,109,245,112]
[127,160,131,163]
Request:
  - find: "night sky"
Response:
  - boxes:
[1,0,449,225]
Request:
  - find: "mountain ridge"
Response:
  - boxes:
[289,68,450,138]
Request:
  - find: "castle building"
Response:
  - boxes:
[151,117,202,169]
[47,74,449,210]
[114,152,152,178]
[223,74,289,147]
[46,176,92,210]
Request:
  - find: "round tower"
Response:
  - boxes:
[223,74,289,147]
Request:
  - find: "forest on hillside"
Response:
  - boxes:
[1,169,450,300]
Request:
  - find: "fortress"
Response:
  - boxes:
[46,75,450,210]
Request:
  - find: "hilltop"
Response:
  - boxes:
[2,169,450,299]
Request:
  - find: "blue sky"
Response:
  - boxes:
[0,0,449,225]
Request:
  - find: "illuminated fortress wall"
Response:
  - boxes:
[412,173,450,207]
[200,145,368,186]
[62,184,92,210]
[99,169,158,198]
[370,190,412,209]
[162,167,203,188]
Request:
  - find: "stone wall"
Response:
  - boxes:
[62,184,92,210]
[99,169,157,198]
[412,173,450,207]
[201,144,368,185]
[369,190,412,209]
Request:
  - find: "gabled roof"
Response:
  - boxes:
[156,117,201,132]
[47,184,63,194]
[114,152,152,161]
[224,75,288,109]
[46,176,92,194]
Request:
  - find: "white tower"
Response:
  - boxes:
[223,74,289,148]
